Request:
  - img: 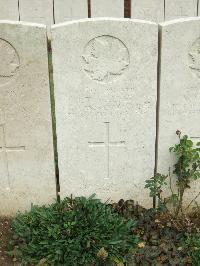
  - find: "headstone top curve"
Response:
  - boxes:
[51,17,157,30]
[159,17,200,27]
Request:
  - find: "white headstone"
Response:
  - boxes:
[165,0,198,21]
[0,21,56,215]
[158,18,200,207]
[0,0,19,20]
[198,0,200,16]
[19,0,54,25]
[51,18,158,207]
[131,0,164,23]
[54,0,88,23]
[91,0,124,17]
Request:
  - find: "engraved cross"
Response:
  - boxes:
[0,124,25,188]
[179,6,187,17]
[88,122,126,179]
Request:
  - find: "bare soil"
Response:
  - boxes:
[0,217,14,265]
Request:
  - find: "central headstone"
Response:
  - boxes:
[51,19,158,207]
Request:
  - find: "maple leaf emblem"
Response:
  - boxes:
[0,39,19,77]
[189,38,200,72]
[82,36,129,83]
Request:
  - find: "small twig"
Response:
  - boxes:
[194,201,200,212]
[168,167,175,196]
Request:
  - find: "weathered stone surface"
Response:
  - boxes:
[91,0,124,17]
[54,0,88,23]
[0,21,56,215]
[19,0,53,25]
[131,0,164,23]
[158,18,200,206]
[0,0,19,20]
[51,18,158,207]
[198,1,200,16]
[165,0,198,20]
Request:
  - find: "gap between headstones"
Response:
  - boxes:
[47,35,60,201]
[88,0,91,18]
[164,0,166,20]
[124,0,131,18]
[52,0,55,24]
[153,25,162,208]
[18,0,20,21]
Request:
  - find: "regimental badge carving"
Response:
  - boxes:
[0,39,20,86]
[82,35,130,83]
[189,38,200,79]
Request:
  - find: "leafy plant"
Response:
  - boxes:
[145,173,167,211]
[182,234,200,265]
[145,131,200,216]
[169,132,200,216]
[8,195,138,265]
[145,173,167,199]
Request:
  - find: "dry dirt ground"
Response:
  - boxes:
[0,217,14,265]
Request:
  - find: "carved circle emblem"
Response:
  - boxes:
[82,35,130,83]
[0,38,20,86]
[188,38,200,79]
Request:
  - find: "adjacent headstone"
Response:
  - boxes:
[19,0,54,25]
[91,0,124,17]
[158,18,200,207]
[198,0,200,16]
[51,18,158,207]
[165,0,198,20]
[54,0,88,23]
[131,0,164,23]
[0,0,19,20]
[0,21,56,215]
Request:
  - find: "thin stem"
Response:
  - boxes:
[169,167,174,195]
